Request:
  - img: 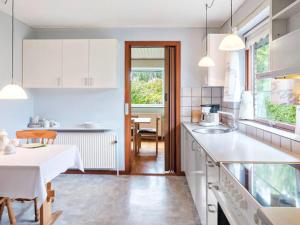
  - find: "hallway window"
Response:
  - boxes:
[131,69,164,106]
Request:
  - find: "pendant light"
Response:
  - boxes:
[0,0,28,99]
[198,3,215,67]
[219,0,245,51]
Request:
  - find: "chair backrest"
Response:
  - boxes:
[16,130,57,144]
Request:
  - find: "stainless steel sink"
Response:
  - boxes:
[192,127,235,134]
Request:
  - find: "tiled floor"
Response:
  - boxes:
[0,175,200,225]
[131,141,165,174]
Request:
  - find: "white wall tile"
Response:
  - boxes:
[246,125,256,137]
[192,97,202,107]
[202,87,212,97]
[181,107,191,117]
[212,87,222,97]
[212,97,222,105]
[256,129,264,141]
[191,87,202,97]
[181,117,191,123]
[201,97,211,105]
[181,88,191,97]
[271,134,281,147]
[263,131,272,144]
[281,137,291,151]
[181,97,191,107]
[292,141,300,154]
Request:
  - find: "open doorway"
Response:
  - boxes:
[130,47,165,174]
[125,41,181,175]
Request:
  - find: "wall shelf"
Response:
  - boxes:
[272,0,300,20]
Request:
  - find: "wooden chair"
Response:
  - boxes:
[0,197,17,225]
[137,117,160,157]
[15,130,57,222]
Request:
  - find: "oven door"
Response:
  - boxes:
[212,186,243,225]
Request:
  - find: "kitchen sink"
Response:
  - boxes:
[192,127,235,134]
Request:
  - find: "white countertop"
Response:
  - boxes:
[258,208,300,225]
[183,122,300,164]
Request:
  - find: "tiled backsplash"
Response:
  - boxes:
[181,86,223,122]
[238,121,300,154]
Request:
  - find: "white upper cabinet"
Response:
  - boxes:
[62,40,89,88]
[23,40,63,88]
[23,39,119,89]
[89,39,119,88]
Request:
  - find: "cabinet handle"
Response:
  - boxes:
[191,140,199,152]
[207,204,217,213]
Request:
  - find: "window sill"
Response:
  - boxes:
[239,120,300,143]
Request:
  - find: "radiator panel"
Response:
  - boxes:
[55,132,117,169]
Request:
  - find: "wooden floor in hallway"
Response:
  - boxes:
[131,141,165,174]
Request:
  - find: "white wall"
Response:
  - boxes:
[31,27,208,170]
[0,11,34,137]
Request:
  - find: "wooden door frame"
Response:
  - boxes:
[124,41,181,174]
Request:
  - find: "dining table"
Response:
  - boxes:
[131,117,152,154]
[0,144,84,225]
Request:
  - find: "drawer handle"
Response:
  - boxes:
[208,204,217,213]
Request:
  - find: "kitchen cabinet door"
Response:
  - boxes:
[89,39,119,88]
[62,40,89,88]
[23,40,63,88]
[194,146,207,225]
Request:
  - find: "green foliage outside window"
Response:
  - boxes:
[254,37,296,125]
[131,70,163,105]
[266,101,296,124]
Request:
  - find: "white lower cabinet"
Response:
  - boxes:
[182,125,219,225]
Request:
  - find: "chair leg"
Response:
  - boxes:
[156,135,158,157]
[34,198,39,222]
[6,199,17,225]
[0,200,4,221]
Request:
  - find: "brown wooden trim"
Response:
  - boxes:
[65,170,128,175]
[124,41,181,175]
[175,43,181,174]
[65,170,185,176]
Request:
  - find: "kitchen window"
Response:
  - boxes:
[251,35,297,130]
[131,68,164,107]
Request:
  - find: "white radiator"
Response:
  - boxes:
[55,131,118,170]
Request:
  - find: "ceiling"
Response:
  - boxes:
[131,48,164,59]
[0,0,246,28]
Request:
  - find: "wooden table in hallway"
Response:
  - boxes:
[131,117,152,154]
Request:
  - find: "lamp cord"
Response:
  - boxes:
[11,0,14,83]
[205,0,215,55]
[231,0,233,32]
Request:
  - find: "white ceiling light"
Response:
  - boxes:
[0,0,27,100]
[198,2,215,67]
[219,0,245,51]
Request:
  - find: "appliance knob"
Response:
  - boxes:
[240,199,248,210]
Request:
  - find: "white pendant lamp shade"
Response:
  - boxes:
[198,55,215,67]
[0,83,28,99]
[0,0,28,100]
[219,33,245,51]
[219,0,245,51]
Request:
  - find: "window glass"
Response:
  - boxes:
[131,69,164,106]
[253,36,297,125]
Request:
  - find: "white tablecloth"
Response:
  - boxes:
[0,145,84,206]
